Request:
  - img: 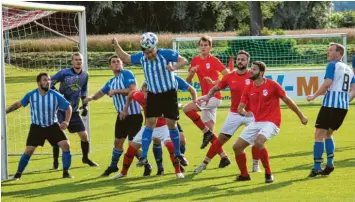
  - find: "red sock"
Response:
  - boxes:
[235,153,249,177]
[259,148,272,174]
[206,139,222,159]
[185,110,206,131]
[121,145,136,175]
[251,145,260,160]
[165,141,181,173]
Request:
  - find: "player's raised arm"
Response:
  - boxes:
[112,38,131,65]
[6,101,22,114]
[84,90,105,104]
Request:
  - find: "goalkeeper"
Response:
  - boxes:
[51,52,98,169]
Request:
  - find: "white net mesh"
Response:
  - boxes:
[3,6,82,155]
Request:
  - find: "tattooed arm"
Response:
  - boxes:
[6,101,22,114]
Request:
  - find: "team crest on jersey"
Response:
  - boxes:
[263,89,268,96]
[245,79,251,85]
[206,63,211,69]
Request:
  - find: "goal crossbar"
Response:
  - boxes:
[2,1,85,12]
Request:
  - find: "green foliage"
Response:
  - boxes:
[327,11,355,28]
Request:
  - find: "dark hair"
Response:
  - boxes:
[252,61,266,72]
[238,50,251,58]
[71,52,82,60]
[36,72,49,82]
[329,42,345,56]
[198,35,212,47]
[108,55,120,64]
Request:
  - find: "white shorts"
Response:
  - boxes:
[220,112,254,136]
[132,125,171,145]
[197,97,222,123]
[239,122,280,145]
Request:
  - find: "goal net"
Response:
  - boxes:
[1,1,88,179]
[173,34,348,106]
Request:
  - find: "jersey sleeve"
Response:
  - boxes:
[101,80,111,95]
[123,71,137,88]
[55,93,70,111]
[214,57,226,72]
[175,75,190,91]
[159,49,179,62]
[324,62,336,80]
[218,74,229,90]
[130,52,144,65]
[20,92,31,107]
[352,55,355,69]
[351,75,355,84]
[51,69,64,89]
[274,81,286,98]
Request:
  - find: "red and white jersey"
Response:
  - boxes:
[218,70,250,113]
[132,91,166,127]
[240,79,286,127]
[189,55,226,99]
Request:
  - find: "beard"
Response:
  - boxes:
[237,64,247,70]
[41,85,49,91]
[249,72,260,80]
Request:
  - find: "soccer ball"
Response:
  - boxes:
[140,32,158,50]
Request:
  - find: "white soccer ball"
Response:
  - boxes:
[140,32,158,50]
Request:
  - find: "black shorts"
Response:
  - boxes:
[57,111,86,133]
[146,89,179,120]
[315,106,348,131]
[177,122,183,132]
[115,113,143,141]
[27,123,68,147]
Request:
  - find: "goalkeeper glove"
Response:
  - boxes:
[80,105,88,117]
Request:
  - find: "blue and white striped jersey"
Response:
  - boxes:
[130,48,179,94]
[20,89,70,127]
[322,61,355,109]
[101,70,141,115]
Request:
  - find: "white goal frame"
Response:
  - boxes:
[172,33,348,72]
[1,1,88,181]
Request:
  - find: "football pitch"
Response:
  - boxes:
[2,67,355,202]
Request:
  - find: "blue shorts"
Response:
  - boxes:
[57,111,86,133]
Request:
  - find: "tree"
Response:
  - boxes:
[248,1,262,36]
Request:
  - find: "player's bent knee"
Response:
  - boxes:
[153,138,161,145]
[58,140,70,152]
[114,138,125,150]
[130,142,141,150]
[78,131,89,141]
[218,133,231,144]
[25,146,36,155]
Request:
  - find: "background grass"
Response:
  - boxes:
[2,67,355,202]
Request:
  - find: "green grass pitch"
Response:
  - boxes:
[2,67,355,202]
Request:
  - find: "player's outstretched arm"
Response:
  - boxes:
[120,90,135,120]
[112,38,131,65]
[197,85,220,104]
[6,101,22,114]
[84,90,105,104]
[307,79,332,101]
[187,86,198,102]
[282,95,308,125]
[171,55,188,71]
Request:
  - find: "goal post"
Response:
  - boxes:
[1,1,87,180]
[172,33,348,106]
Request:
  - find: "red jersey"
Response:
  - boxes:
[218,70,250,113]
[132,91,166,127]
[189,55,226,99]
[240,79,286,127]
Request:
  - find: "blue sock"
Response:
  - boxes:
[169,128,181,157]
[62,151,72,170]
[313,142,324,170]
[110,149,123,168]
[153,144,163,169]
[180,144,186,154]
[325,138,335,166]
[17,153,31,173]
[141,127,153,159]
